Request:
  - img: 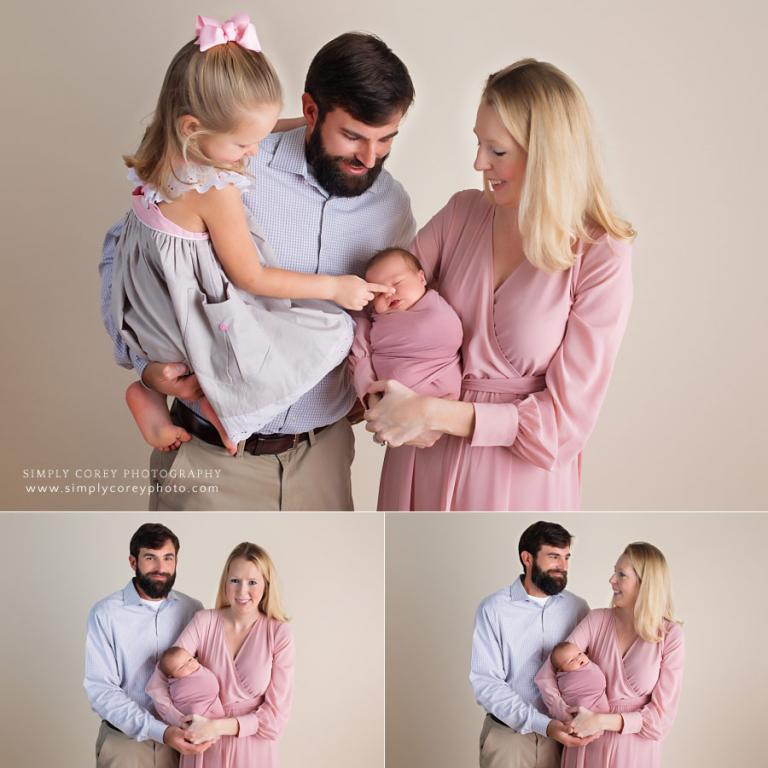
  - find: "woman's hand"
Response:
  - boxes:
[181,714,220,744]
[568,706,603,738]
[364,381,442,448]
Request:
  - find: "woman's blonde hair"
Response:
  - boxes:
[620,542,675,643]
[215,542,288,622]
[482,59,635,272]
[124,40,282,199]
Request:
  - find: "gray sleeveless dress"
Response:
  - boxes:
[111,166,353,444]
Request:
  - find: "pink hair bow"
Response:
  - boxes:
[195,13,261,53]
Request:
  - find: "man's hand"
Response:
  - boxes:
[142,362,204,401]
[546,719,601,748]
[163,725,214,756]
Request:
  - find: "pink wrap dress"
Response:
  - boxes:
[377,190,633,510]
[146,609,294,768]
[534,609,685,768]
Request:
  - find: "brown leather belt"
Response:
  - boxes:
[170,400,328,456]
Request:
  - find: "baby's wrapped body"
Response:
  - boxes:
[351,289,463,399]
[556,660,610,713]
[168,665,226,718]
[112,186,353,444]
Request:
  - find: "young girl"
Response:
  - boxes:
[113,14,390,454]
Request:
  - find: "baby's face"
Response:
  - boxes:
[555,644,589,673]
[169,652,200,679]
[366,253,427,315]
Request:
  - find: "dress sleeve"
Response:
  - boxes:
[347,314,376,402]
[410,193,463,284]
[471,236,633,465]
[534,612,597,723]
[145,611,206,728]
[620,623,685,739]
[236,621,295,740]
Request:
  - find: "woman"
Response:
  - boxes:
[364,59,634,510]
[534,542,685,767]
[147,543,294,767]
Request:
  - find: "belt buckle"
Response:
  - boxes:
[292,433,300,449]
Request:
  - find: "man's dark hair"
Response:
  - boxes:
[130,523,180,559]
[304,32,415,125]
[518,521,572,569]
[366,247,423,275]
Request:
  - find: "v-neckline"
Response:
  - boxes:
[611,609,639,662]
[489,207,527,295]
[217,609,262,664]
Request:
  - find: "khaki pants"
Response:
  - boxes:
[479,715,562,768]
[149,418,355,511]
[95,722,178,768]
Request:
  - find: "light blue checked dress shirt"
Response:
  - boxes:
[470,577,589,735]
[83,580,203,742]
[99,126,416,433]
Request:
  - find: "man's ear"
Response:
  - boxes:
[302,93,320,134]
[128,555,137,571]
[520,551,532,572]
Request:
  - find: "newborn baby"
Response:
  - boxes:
[551,641,609,713]
[158,646,225,719]
[349,247,463,403]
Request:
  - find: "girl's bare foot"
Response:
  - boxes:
[199,398,238,455]
[125,381,192,451]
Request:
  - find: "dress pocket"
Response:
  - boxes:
[184,284,270,382]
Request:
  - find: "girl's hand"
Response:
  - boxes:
[568,706,602,738]
[364,380,442,448]
[181,714,219,744]
[331,275,393,311]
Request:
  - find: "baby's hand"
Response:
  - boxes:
[332,275,393,311]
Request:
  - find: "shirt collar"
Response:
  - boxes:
[122,579,179,607]
[508,575,565,604]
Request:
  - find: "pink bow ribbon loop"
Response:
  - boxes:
[195,13,261,53]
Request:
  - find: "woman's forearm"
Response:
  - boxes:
[598,713,624,732]
[424,396,475,438]
[213,717,240,737]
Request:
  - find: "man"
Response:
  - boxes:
[100,33,416,510]
[470,521,594,768]
[84,523,207,767]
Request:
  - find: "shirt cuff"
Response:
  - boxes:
[132,353,149,382]
[531,710,552,737]
[470,402,519,447]
[620,711,642,734]
[148,718,169,745]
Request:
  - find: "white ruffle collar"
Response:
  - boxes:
[128,163,251,206]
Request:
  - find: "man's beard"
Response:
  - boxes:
[530,561,567,596]
[305,121,387,197]
[134,567,176,599]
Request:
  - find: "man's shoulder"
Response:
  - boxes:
[171,589,204,610]
[89,585,128,617]
[557,589,589,614]
[477,584,515,612]
[371,168,410,206]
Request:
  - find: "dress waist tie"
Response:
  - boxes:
[461,375,545,396]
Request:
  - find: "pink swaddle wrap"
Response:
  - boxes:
[555,660,610,713]
[168,665,226,718]
[350,289,463,400]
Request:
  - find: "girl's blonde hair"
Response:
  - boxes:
[124,40,282,199]
[215,542,288,622]
[620,542,676,643]
[482,59,635,272]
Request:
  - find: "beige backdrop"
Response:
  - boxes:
[2,0,767,509]
[0,513,384,768]
[386,512,765,767]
